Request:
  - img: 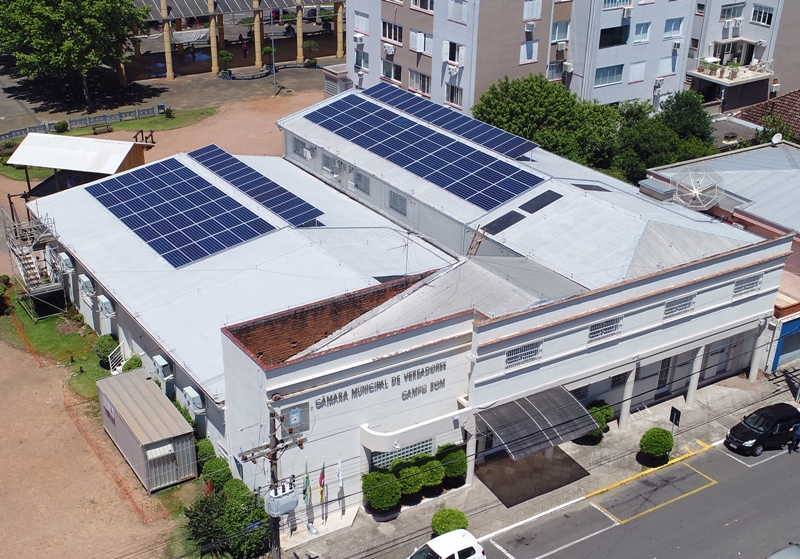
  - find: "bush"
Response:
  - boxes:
[397,466,424,495]
[587,399,614,438]
[122,354,143,371]
[163,107,174,119]
[223,478,251,499]
[221,489,270,558]
[362,471,401,511]
[0,274,10,285]
[439,449,468,478]
[389,457,414,473]
[54,121,69,133]
[196,437,215,469]
[305,58,317,68]
[173,399,195,428]
[185,492,227,555]
[281,11,296,24]
[640,428,674,457]
[418,459,445,487]
[202,456,233,492]
[93,334,118,363]
[431,508,469,536]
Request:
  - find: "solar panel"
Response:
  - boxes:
[188,145,324,227]
[86,159,275,268]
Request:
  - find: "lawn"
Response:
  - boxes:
[0,138,52,181]
[63,106,216,136]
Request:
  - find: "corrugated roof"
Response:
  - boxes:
[98,370,193,445]
[7,133,135,175]
[738,89,800,140]
[135,0,335,20]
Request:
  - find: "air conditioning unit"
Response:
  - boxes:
[525,21,536,32]
[181,386,206,421]
[322,166,339,178]
[563,61,574,73]
[58,252,73,272]
[557,41,567,51]
[757,39,767,47]
[78,274,94,295]
[303,148,313,160]
[722,19,732,28]
[733,17,743,27]
[353,34,365,45]
[447,64,460,77]
[622,6,633,18]
[654,77,664,87]
[347,180,355,190]
[673,40,682,49]
[771,83,781,93]
[383,43,395,55]
[97,295,114,317]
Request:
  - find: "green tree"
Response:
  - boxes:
[0,0,151,106]
[262,46,276,69]
[220,490,270,558]
[657,91,714,143]
[753,113,797,144]
[613,118,681,183]
[587,400,614,439]
[219,50,234,70]
[185,492,227,557]
[617,99,654,125]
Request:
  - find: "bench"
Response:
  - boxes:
[92,123,113,135]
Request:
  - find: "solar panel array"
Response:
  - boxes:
[363,82,538,159]
[303,96,545,211]
[86,159,275,268]
[188,144,323,227]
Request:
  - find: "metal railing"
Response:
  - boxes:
[688,58,774,82]
[0,106,157,142]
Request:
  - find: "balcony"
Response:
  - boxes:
[687,57,773,86]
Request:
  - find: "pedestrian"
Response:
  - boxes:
[789,422,800,454]
[238,33,244,43]
[242,41,248,58]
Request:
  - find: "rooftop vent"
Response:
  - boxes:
[670,166,724,210]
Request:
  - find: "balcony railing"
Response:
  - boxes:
[688,57,774,86]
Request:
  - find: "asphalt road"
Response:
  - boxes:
[481,443,799,559]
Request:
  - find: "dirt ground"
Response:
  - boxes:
[0,88,323,558]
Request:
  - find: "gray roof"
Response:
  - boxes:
[98,370,193,445]
[135,0,333,20]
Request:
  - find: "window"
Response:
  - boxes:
[719,2,745,19]
[690,37,699,49]
[382,59,402,82]
[524,0,542,20]
[658,55,675,76]
[382,21,403,43]
[292,137,306,157]
[371,439,433,469]
[410,30,433,54]
[449,0,467,23]
[664,294,696,319]
[354,11,369,33]
[519,40,539,63]
[599,25,630,48]
[504,341,542,369]
[633,22,650,43]
[656,358,671,389]
[389,190,407,215]
[546,61,564,79]
[663,17,683,38]
[752,4,773,25]
[603,0,630,7]
[409,70,431,94]
[588,316,623,343]
[353,172,370,194]
[355,49,369,69]
[733,274,762,298]
[447,41,466,63]
[611,373,628,388]
[594,64,623,87]
[571,385,589,400]
[629,60,646,82]
[412,0,435,11]
[551,20,570,42]
[445,84,463,107]
[322,153,338,177]
[696,3,705,15]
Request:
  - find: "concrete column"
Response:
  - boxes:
[208,0,219,74]
[161,0,174,79]
[217,14,226,48]
[175,18,185,55]
[253,7,263,68]
[685,345,707,407]
[296,3,304,63]
[749,319,771,382]
[464,422,477,487]
[617,367,637,431]
[133,27,142,59]
[335,2,344,59]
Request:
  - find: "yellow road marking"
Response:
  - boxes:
[591,503,623,525]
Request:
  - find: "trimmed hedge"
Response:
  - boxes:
[362,471,401,511]
[223,478,251,499]
[397,466,424,495]
[419,459,445,487]
[196,438,215,469]
[202,457,233,492]
[431,508,469,536]
[587,399,614,438]
[122,354,143,371]
[640,427,674,457]
[440,449,467,478]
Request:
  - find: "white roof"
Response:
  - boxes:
[8,133,136,175]
[32,154,454,402]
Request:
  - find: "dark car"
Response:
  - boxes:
[725,403,800,456]
[304,8,317,22]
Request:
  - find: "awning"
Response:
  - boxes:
[476,386,598,461]
[7,133,135,175]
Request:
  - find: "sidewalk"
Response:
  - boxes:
[285,369,798,559]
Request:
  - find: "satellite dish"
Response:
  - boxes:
[771,133,783,146]
[670,165,724,211]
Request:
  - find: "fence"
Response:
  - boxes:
[0,106,157,143]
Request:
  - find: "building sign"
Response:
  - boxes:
[280,402,310,438]
[314,361,448,410]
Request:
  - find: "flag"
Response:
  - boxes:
[302,460,310,505]
[336,456,343,488]
[319,459,325,503]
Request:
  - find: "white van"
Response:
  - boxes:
[407,529,485,559]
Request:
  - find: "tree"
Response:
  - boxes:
[657,91,714,143]
[220,490,270,558]
[185,492,227,557]
[262,46,276,69]
[753,113,797,144]
[612,118,681,183]
[0,0,151,106]
[219,50,234,70]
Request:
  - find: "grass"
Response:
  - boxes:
[157,479,205,559]
[62,107,216,137]
[0,288,110,399]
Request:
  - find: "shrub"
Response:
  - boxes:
[587,399,614,438]
[185,491,226,555]
[202,456,233,492]
[389,457,414,473]
[93,334,118,363]
[305,58,317,68]
[163,107,174,120]
[281,11,296,24]
[361,471,401,511]
[54,121,69,133]
[0,274,10,285]
[302,40,318,52]
[223,478,251,499]
[640,428,674,457]
[122,354,143,371]
[196,437,215,469]
[219,49,234,69]
[431,508,469,536]
[418,459,445,487]
[221,488,270,558]
[173,400,195,428]
[440,449,468,478]
[397,466,424,495]
[3,140,14,149]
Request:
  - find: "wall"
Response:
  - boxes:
[772,0,799,93]
[98,382,149,491]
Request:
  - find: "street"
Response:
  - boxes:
[481,443,799,559]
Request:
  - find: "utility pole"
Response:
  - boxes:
[269,408,281,559]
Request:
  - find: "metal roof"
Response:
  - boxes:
[7,133,135,175]
[135,0,335,20]
[98,370,193,445]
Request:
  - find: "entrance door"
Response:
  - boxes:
[705,341,729,379]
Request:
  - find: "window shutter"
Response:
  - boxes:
[417,32,425,51]
[442,40,449,61]
[457,45,466,67]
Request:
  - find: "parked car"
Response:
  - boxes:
[767,543,800,558]
[407,530,485,559]
[304,8,317,22]
[725,403,800,456]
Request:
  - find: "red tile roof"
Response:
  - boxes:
[737,89,800,140]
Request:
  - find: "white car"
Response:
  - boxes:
[407,529,485,559]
